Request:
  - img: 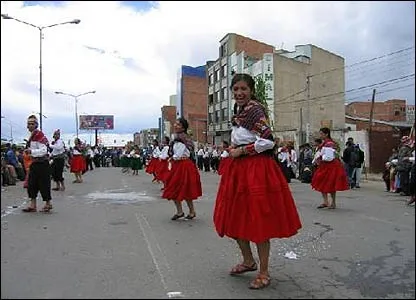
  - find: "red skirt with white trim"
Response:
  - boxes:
[162,159,202,201]
[311,158,349,193]
[213,154,302,244]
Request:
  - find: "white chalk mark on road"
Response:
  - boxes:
[135,212,184,298]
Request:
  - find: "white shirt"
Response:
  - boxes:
[212,150,219,158]
[50,139,65,157]
[231,126,274,153]
[159,145,170,160]
[152,147,161,158]
[172,142,190,159]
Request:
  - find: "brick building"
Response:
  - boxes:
[207,33,345,146]
[345,99,407,122]
[160,105,177,141]
[176,65,208,144]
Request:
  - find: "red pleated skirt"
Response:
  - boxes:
[218,157,232,175]
[162,159,202,201]
[311,159,349,193]
[213,154,302,244]
[146,158,159,174]
[156,159,169,182]
[70,155,85,173]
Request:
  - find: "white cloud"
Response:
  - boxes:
[1,1,414,143]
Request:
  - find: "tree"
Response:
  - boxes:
[254,75,270,120]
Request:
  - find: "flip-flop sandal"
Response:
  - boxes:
[40,205,53,212]
[229,263,258,275]
[22,207,37,213]
[249,274,271,289]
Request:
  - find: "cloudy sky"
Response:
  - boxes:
[1,1,415,143]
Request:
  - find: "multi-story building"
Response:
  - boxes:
[176,65,208,145]
[169,95,176,106]
[160,105,177,141]
[207,33,345,146]
[138,128,159,148]
[133,132,141,146]
[406,104,415,123]
[345,99,407,122]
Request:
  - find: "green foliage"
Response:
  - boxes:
[254,75,270,120]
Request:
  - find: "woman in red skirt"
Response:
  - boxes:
[157,136,170,190]
[162,118,202,220]
[311,127,349,209]
[213,73,302,290]
[70,138,86,183]
[217,140,231,176]
[145,139,161,182]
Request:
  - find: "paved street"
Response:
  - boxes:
[1,167,415,299]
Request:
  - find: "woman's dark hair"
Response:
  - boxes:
[319,127,331,139]
[177,117,189,133]
[231,73,258,115]
[153,139,159,146]
[164,136,170,144]
[314,138,322,144]
[222,140,229,148]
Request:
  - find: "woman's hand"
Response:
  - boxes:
[230,147,244,158]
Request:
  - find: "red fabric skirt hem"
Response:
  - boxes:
[162,159,202,201]
[213,154,302,244]
[311,159,349,193]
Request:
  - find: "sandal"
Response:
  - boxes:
[40,205,53,212]
[22,207,37,213]
[317,204,328,209]
[185,214,196,220]
[171,213,184,220]
[249,273,271,289]
[229,262,257,275]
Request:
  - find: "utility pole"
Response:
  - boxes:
[306,75,311,143]
[368,89,376,173]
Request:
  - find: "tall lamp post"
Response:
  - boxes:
[55,91,96,138]
[1,13,81,131]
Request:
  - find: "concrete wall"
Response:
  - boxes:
[346,99,407,122]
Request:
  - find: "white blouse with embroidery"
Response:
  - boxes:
[231,126,274,153]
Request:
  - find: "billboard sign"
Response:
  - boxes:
[79,115,114,130]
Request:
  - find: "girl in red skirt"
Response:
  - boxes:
[70,138,85,183]
[157,136,170,189]
[162,118,202,220]
[311,127,349,209]
[145,139,161,182]
[213,74,302,290]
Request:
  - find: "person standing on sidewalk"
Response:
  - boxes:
[22,115,53,213]
[49,129,66,191]
[213,73,302,290]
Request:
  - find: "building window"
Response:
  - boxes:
[394,111,400,116]
[222,108,228,120]
[221,64,227,78]
[219,43,227,57]
[216,91,221,103]
[209,74,214,85]
[215,110,220,122]
[216,69,220,82]
[208,94,214,104]
[209,113,213,124]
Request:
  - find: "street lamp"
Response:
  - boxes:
[1,13,81,131]
[55,90,96,138]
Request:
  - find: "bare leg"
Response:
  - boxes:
[329,192,336,208]
[174,200,183,215]
[236,239,256,266]
[185,200,196,217]
[256,240,270,276]
[317,193,329,208]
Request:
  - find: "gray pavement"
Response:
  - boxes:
[1,167,414,299]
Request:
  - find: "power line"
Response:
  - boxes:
[309,45,415,78]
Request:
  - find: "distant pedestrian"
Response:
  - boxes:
[311,127,349,209]
[49,129,66,191]
[22,115,53,213]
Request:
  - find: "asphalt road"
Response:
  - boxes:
[1,167,414,299]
